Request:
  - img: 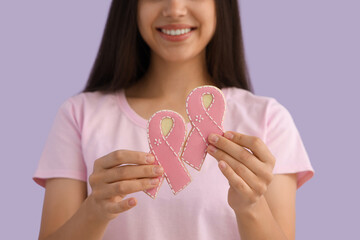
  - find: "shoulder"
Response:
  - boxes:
[58,90,119,114]
[221,87,295,139]
[55,91,120,128]
[67,91,115,107]
[222,87,288,117]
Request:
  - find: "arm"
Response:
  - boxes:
[38,178,109,240]
[234,173,296,240]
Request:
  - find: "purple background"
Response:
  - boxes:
[1,0,359,239]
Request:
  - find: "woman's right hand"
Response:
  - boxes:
[87,150,163,222]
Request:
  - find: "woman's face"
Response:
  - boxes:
[137,0,216,63]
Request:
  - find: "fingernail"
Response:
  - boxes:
[224,132,234,140]
[151,178,160,185]
[129,198,136,206]
[146,155,155,163]
[207,144,217,154]
[219,161,226,170]
[153,166,163,174]
[209,134,219,143]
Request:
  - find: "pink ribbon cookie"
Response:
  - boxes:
[145,110,192,199]
[181,86,226,170]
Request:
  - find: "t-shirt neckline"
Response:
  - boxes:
[117,87,228,129]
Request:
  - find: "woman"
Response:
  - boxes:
[33,1,314,239]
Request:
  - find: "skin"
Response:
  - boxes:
[38,1,297,239]
[207,132,296,240]
[127,0,216,121]
[38,151,164,240]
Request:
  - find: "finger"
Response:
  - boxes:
[207,145,265,195]
[103,165,164,183]
[218,161,253,196]
[103,178,161,199]
[225,131,276,167]
[105,198,137,214]
[208,133,264,176]
[100,150,155,169]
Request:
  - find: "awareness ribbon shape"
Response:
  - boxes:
[145,110,192,199]
[181,86,226,170]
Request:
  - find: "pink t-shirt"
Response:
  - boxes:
[33,87,314,240]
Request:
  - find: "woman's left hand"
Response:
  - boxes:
[206,131,276,214]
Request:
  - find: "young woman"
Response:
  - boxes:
[33,1,314,239]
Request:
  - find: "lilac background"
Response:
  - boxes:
[1,0,359,239]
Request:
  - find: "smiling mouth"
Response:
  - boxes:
[156,27,197,36]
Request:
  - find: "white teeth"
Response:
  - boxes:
[161,28,192,36]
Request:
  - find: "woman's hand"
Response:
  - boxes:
[206,131,276,214]
[87,150,164,222]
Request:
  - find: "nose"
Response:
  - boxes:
[162,0,187,18]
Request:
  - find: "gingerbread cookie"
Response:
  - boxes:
[181,85,226,170]
[145,110,192,199]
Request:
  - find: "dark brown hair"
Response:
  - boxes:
[81,0,253,94]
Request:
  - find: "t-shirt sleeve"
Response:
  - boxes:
[265,99,314,189]
[32,98,87,188]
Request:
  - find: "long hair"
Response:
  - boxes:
[81,0,253,94]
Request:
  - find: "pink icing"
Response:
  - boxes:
[181,86,226,170]
[145,110,192,199]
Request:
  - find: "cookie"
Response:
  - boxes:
[181,85,226,170]
[145,110,192,199]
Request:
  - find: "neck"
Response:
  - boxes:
[127,49,213,101]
